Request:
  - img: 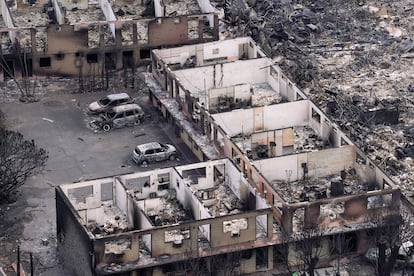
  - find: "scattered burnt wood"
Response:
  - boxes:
[222,0,414,204]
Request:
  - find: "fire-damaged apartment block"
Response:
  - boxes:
[0,0,218,85]
[56,37,402,275]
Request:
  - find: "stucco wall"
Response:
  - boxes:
[56,188,94,276]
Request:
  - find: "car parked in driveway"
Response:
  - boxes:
[88,93,134,114]
[132,142,177,165]
[89,103,145,131]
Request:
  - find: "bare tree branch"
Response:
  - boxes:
[0,125,48,203]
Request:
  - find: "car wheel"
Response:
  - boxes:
[102,124,111,132]
[134,119,141,126]
[141,160,149,166]
[169,154,177,161]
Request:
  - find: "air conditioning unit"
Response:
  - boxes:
[149,192,157,198]
[173,239,183,248]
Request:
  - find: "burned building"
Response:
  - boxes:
[0,0,219,86]
[56,37,403,275]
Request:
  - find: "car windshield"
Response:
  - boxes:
[106,111,117,119]
[99,98,110,105]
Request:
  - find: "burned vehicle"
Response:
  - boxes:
[132,142,177,165]
[88,93,134,114]
[89,104,145,131]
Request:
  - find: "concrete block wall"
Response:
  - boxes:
[56,188,94,276]
[94,232,140,266]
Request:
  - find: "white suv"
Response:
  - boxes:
[132,142,177,165]
[88,93,134,115]
[89,103,145,131]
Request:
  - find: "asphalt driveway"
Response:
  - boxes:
[0,78,199,275]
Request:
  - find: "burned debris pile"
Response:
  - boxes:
[223,0,414,203]
[271,168,374,204]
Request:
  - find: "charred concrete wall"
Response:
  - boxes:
[1,12,218,81]
[56,188,94,276]
[151,37,269,90]
[253,145,355,182]
[88,209,274,274]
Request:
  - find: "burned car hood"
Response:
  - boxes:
[90,113,110,123]
[88,102,102,112]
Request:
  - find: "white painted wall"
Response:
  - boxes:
[62,178,113,210]
[212,100,309,137]
[195,161,216,189]
[196,0,215,27]
[174,66,214,92]
[138,207,155,229]
[208,86,235,110]
[154,0,164,17]
[115,177,129,214]
[169,52,191,67]
[263,100,309,130]
[118,169,172,199]
[172,171,187,206]
[0,0,16,42]
[99,0,116,38]
[222,134,234,159]
[212,109,254,136]
[254,145,356,182]
[203,39,244,60]
[307,145,355,177]
[279,75,288,98]
[52,0,65,25]
[234,83,251,100]
[256,195,269,209]
[86,208,104,224]
[155,37,257,64]
[219,59,270,87]
[266,67,280,94]
[137,198,161,213]
[254,153,306,182]
[174,58,270,93]
[227,161,243,199]
[126,195,135,227]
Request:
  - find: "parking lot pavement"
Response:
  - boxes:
[0,87,199,275]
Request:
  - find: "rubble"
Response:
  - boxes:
[294,125,328,152]
[143,192,191,226]
[199,181,244,216]
[104,238,131,254]
[232,125,329,159]
[165,0,201,15]
[251,82,282,106]
[113,3,146,19]
[12,10,49,27]
[271,168,374,204]
[87,202,130,237]
[66,6,107,24]
[222,0,414,208]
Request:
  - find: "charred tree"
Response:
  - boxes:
[281,227,328,276]
[0,124,48,203]
[210,249,244,276]
[0,40,37,103]
[331,232,355,276]
[366,208,405,276]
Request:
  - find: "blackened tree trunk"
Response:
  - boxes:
[378,242,400,276]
